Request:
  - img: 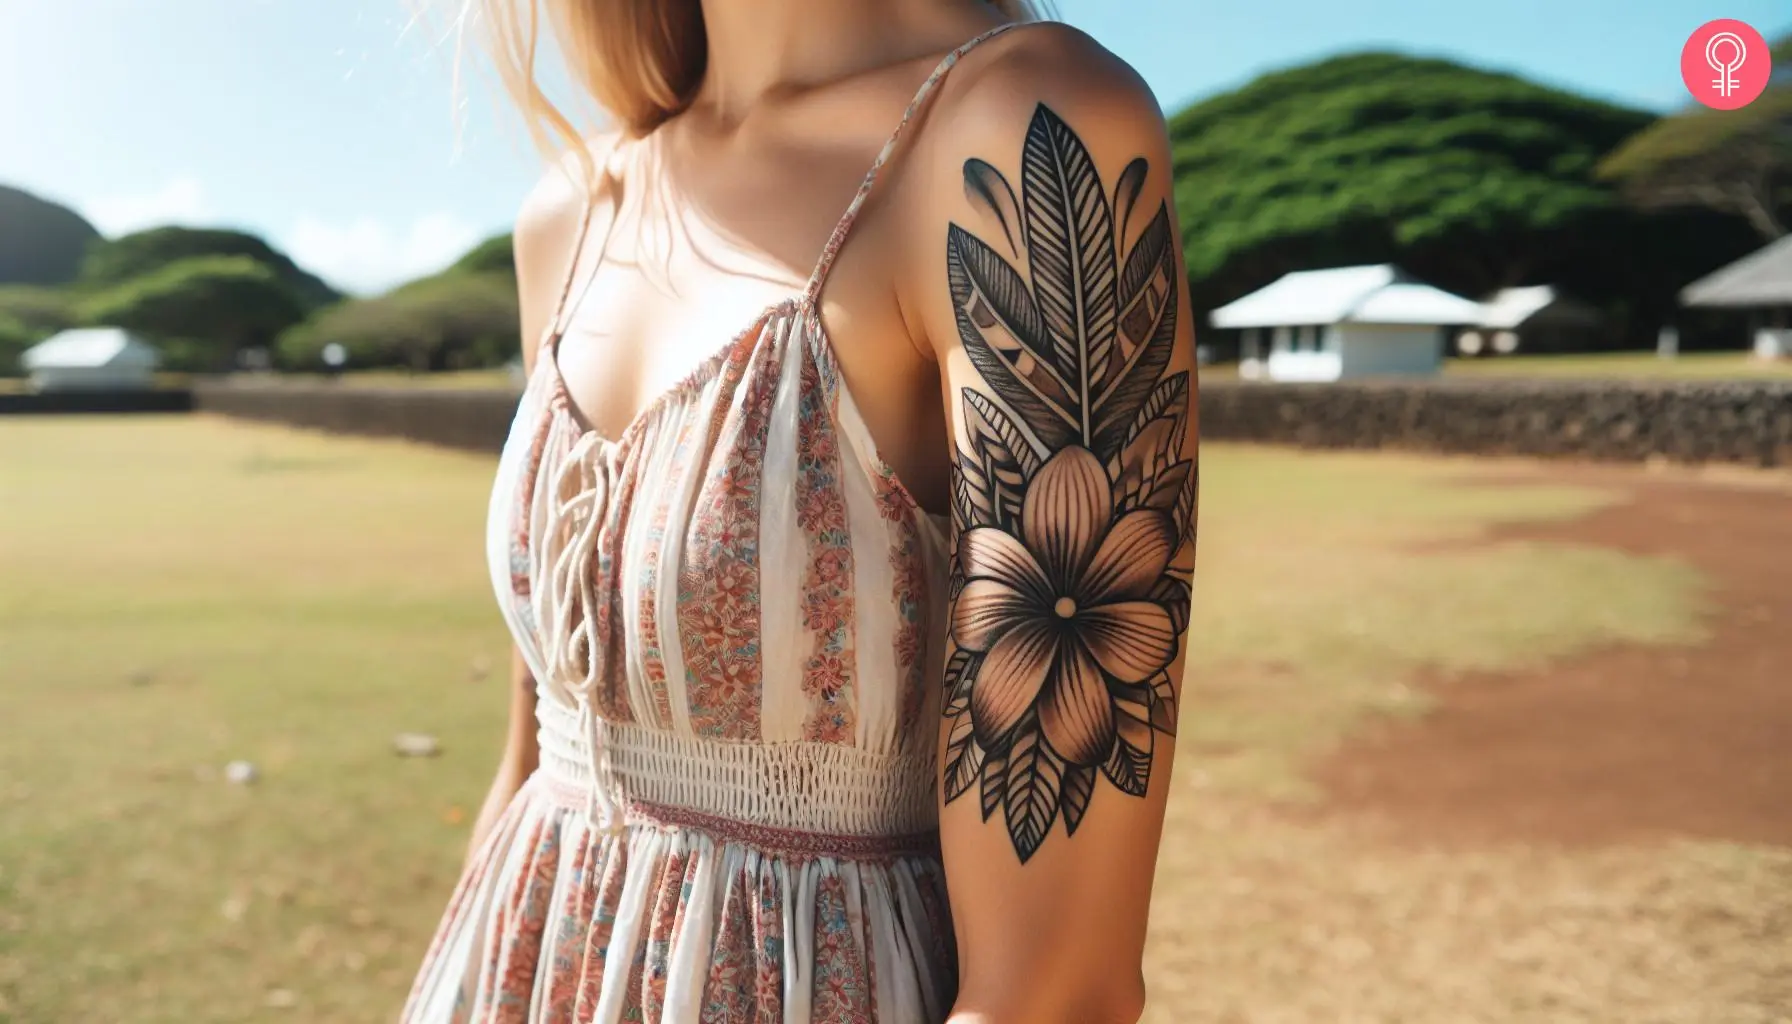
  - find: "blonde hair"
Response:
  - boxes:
[452,1,1041,160]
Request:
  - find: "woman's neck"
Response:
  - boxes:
[692,0,982,125]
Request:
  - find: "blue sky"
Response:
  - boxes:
[2,1,1784,294]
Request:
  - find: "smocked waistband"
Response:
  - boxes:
[535,697,939,839]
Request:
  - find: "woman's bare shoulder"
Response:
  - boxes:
[935,21,1161,135]
[513,133,624,368]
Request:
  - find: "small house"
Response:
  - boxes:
[1211,264,1483,382]
[1458,286,1604,356]
[1680,235,1792,360]
[21,327,160,392]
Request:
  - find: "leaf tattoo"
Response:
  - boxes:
[1113,157,1149,242]
[943,104,1195,864]
[964,157,1024,258]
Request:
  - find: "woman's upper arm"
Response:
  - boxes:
[905,27,1198,1023]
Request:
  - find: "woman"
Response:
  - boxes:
[405,0,1198,1020]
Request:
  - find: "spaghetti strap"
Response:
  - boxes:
[803,20,1029,303]
[544,146,627,354]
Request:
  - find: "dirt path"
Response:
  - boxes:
[1316,466,1792,848]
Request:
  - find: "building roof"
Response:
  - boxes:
[1476,286,1557,329]
[1475,285,1603,329]
[1210,263,1484,328]
[1680,234,1792,308]
[21,327,160,371]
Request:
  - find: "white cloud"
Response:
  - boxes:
[83,176,211,235]
[286,211,484,295]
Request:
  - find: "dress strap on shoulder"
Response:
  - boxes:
[545,144,628,349]
[803,19,1030,302]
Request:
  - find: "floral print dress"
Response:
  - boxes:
[402,23,1026,1024]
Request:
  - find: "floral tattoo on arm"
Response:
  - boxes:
[943,104,1196,864]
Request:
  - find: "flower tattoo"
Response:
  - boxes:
[943,104,1196,863]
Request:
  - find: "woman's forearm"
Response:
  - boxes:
[464,649,541,868]
[948,975,1146,1024]
[463,758,529,867]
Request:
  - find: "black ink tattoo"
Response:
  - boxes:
[943,104,1196,864]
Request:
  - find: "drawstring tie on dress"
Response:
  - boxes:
[532,430,627,837]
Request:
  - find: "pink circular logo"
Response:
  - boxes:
[1680,20,1771,110]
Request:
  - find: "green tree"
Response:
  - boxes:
[81,227,339,308]
[0,284,79,375]
[0,284,78,335]
[1596,36,1792,242]
[81,256,310,370]
[277,271,518,372]
[450,233,515,277]
[1168,52,1656,309]
[0,185,100,286]
[0,314,36,376]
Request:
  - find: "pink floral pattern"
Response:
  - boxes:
[811,875,874,1022]
[574,836,632,1020]
[797,356,859,742]
[407,787,959,1024]
[640,851,696,1019]
[700,862,790,1024]
[592,440,642,723]
[702,867,757,1022]
[539,828,597,1018]
[872,471,932,744]
[413,22,1032,1024]
[640,412,701,728]
[679,324,778,739]
[478,815,559,1022]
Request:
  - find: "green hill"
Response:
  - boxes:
[449,233,514,277]
[0,185,101,286]
[1168,52,1657,306]
[81,226,341,309]
[1166,50,1763,344]
[276,234,519,372]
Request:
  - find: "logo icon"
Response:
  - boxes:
[1681,20,1771,110]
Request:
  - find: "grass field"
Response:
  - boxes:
[0,415,1783,1022]
[1188,351,1792,383]
[232,368,521,390]
[1444,351,1792,380]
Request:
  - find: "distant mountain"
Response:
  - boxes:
[0,185,101,286]
[81,226,341,309]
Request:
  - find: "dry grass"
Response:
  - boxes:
[0,417,1783,1021]
[1143,799,1792,1023]
[1192,351,1792,383]
[1444,351,1792,381]
[224,368,521,390]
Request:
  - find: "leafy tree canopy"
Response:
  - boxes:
[80,227,340,308]
[1596,34,1792,241]
[0,315,39,375]
[81,255,310,370]
[450,233,515,277]
[1168,52,1656,307]
[0,185,100,286]
[0,284,78,336]
[277,270,518,373]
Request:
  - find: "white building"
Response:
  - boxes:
[1680,235,1792,360]
[21,327,160,392]
[1211,264,1483,382]
[1459,285,1604,356]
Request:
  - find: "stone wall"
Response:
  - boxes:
[1198,378,1792,467]
[191,382,520,453]
[0,389,194,414]
[186,378,1792,468]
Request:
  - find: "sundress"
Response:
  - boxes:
[402,22,1026,1024]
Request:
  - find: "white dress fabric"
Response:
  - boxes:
[402,23,1025,1024]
